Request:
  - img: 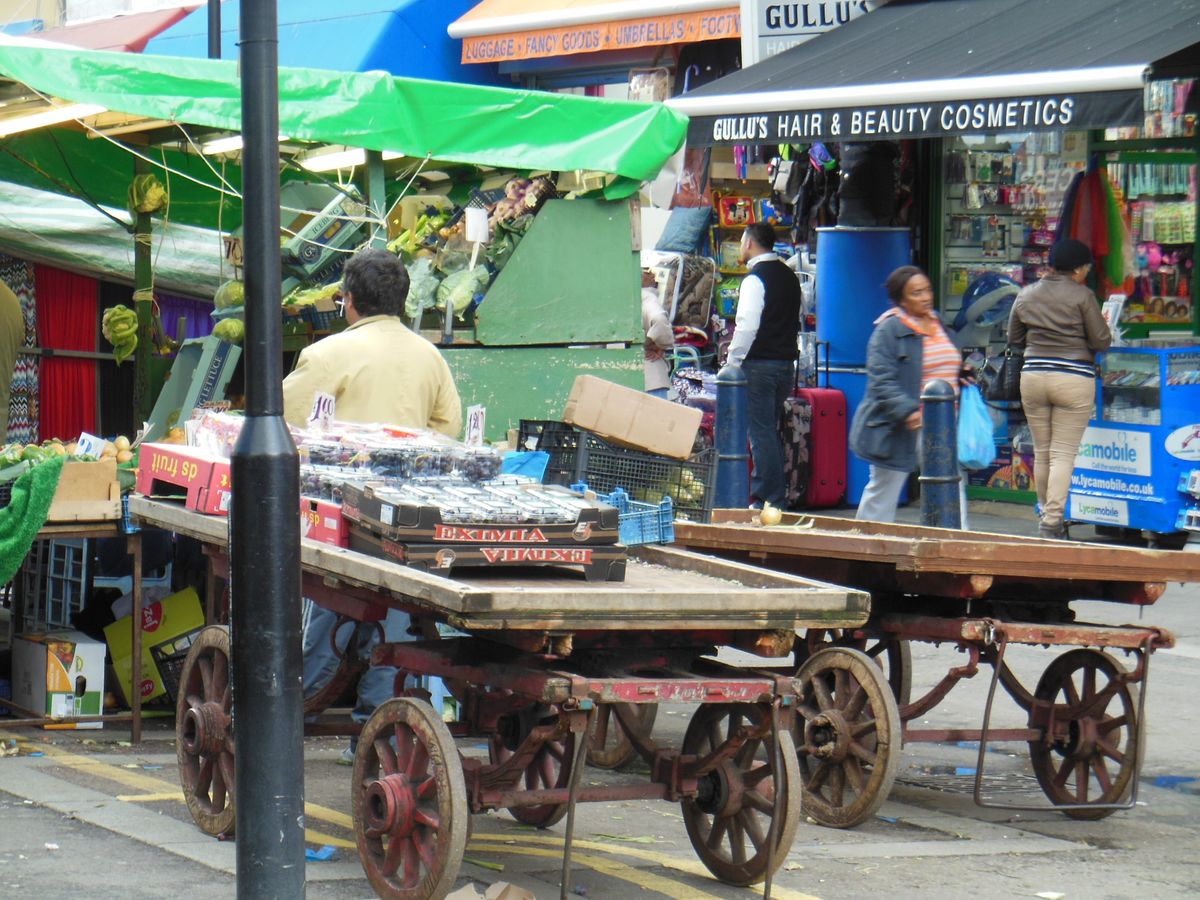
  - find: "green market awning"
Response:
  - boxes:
[0,36,688,190]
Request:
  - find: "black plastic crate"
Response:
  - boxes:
[576,432,715,523]
[517,419,580,487]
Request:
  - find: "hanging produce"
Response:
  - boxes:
[101,304,138,365]
[127,173,167,215]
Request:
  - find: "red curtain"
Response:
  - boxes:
[35,265,98,441]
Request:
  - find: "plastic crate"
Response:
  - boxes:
[301,305,345,331]
[572,483,674,545]
[576,432,715,523]
[517,419,580,487]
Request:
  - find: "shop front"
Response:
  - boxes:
[668,0,1199,539]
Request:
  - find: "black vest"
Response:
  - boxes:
[746,258,801,361]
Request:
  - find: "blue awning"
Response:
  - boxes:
[143,0,503,85]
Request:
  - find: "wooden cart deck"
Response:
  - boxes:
[673,510,1200,604]
[131,497,869,632]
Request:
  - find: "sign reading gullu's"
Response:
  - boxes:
[691,90,1143,145]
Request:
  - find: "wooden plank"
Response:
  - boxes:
[679,513,1200,585]
[130,497,870,631]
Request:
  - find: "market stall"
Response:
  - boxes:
[666,0,1200,534]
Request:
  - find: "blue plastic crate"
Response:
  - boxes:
[572,483,674,546]
[120,494,141,534]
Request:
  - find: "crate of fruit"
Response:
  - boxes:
[576,432,714,523]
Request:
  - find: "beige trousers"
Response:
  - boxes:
[1019,371,1096,527]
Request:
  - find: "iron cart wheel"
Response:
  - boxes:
[1028,648,1141,820]
[176,625,236,836]
[488,709,576,828]
[798,628,912,706]
[680,703,802,887]
[586,703,657,770]
[352,698,469,900]
[793,646,902,828]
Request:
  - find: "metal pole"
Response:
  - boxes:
[131,158,153,426]
[233,1,305,896]
[715,362,749,508]
[919,378,961,528]
[365,150,387,249]
[207,0,221,59]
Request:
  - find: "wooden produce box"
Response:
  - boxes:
[340,482,621,545]
[347,523,627,583]
[46,459,120,522]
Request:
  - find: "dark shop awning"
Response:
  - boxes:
[668,0,1200,146]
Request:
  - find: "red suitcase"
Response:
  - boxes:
[794,387,846,508]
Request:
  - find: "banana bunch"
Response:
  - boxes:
[102,304,138,365]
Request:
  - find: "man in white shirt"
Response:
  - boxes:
[726,223,802,508]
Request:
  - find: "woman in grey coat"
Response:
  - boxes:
[850,266,969,525]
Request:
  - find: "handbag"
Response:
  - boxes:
[983,346,1023,402]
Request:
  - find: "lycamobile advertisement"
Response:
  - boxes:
[1074,427,1151,477]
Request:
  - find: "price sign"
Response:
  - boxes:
[465,405,486,446]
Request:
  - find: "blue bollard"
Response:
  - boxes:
[715,363,749,509]
[920,378,961,529]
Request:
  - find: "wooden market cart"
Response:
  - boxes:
[130,497,870,898]
[672,511,1199,829]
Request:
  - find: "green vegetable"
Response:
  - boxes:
[213,318,245,344]
[214,279,245,310]
[128,173,167,214]
[435,267,489,320]
[404,258,440,319]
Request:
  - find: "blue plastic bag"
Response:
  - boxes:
[957,385,996,471]
[500,450,550,481]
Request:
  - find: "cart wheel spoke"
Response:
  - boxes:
[811,675,835,711]
[728,815,747,865]
[415,830,436,870]
[488,714,574,828]
[1096,735,1125,765]
[416,774,438,801]
[1083,665,1097,703]
[844,756,867,795]
[848,740,877,767]
[1092,758,1113,794]
[198,657,213,700]
[739,808,767,851]
[587,703,657,770]
[707,719,723,753]
[743,788,774,815]
[736,737,762,769]
[375,737,398,777]
[380,834,404,880]
[843,684,868,720]
[1097,713,1130,736]
[850,717,878,741]
[1063,677,1081,708]
[795,702,821,720]
[405,731,429,780]
[806,759,831,792]
[1075,762,1089,802]
[743,759,774,789]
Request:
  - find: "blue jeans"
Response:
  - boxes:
[302,601,416,730]
[743,358,794,508]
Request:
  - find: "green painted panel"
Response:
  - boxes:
[475,200,639,346]
[443,344,642,443]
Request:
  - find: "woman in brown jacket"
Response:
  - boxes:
[1008,239,1112,539]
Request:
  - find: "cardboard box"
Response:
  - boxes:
[300,496,349,547]
[135,443,231,515]
[562,375,701,460]
[104,588,205,708]
[12,630,106,728]
[45,459,120,522]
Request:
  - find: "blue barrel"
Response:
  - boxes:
[816,227,911,366]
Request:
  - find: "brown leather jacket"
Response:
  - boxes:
[1008,272,1111,362]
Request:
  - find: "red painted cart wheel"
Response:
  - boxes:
[176,625,236,837]
[793,646,901,828]
[1028,649,1140,821]
[488,713,576,828]
[798,628,912,706]
[681,703,801,886]
[353,698,468,899]
[586,703,657,770]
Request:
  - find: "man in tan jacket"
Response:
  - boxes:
[0,281,23,439]
[284,247,462,763]
[282,247,462,435]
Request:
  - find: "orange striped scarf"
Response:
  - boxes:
[883,308,961,395]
